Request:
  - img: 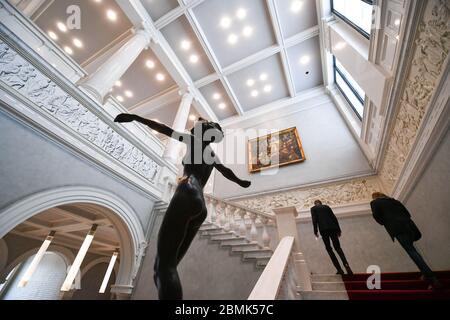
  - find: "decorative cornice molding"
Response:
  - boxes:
[379,0,450,193]
[232,176,382,215]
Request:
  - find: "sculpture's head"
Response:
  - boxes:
[191,118,224,143]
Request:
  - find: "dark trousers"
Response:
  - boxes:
[322,231,350,272]
[396,233,435,281]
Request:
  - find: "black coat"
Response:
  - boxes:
[310,204,341,236]
[370,197,422,242]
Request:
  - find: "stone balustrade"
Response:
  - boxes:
[204,194,276,250]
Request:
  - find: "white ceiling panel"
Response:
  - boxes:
[193,0,277,67]
[199,80,239,120]
[141,0,180,22]
[161,16,215,81]
[275,0,319,39]
[227,54,289,112]
[34,0,132,66]
[110,49,176,109]
[287,36,323,93]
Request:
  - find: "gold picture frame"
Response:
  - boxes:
[247,127,306,173]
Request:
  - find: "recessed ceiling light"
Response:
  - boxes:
[106,9,117,21]
[394,19,401,26]
[151,118,159,122]
[73,38,83,48]
[56,22,67,32]
[290,0,304,13]
[189,54,199,63]
[246,79,255,87]
[116,95,124,102]
[48,31,58,40]
[263,85,272,93]
[181,40,191,51]
[236,8,247,20]
[251,90,259,97]
[189,115,196,121]
[146,60,155,69]
[94,0,102,3]
[213,93,221,100]
[152,130,158,135]
[64,46,73,55]
[156,73,165,81]
[227,33,238,45]
[242,26,253,37]
[218,103,226,109]
[220,16,232,29]
[115,80,122,87]
[259,73,268,81]
[299,55,311,65]
[125,90,133,98]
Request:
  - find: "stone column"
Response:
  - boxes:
[273,206,312,292]
[80,28,152,103]
[110,284,133,300]
[163,92,193,163]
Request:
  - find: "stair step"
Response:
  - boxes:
[210,233,238,241]
[220,238,249,246]
[199,225,221,232]
[344,279,450,291]
[301,290,349,300]
[311,274,343,282]
[346,289,450,300]
[312,282,346,291]
[242,249,273,260]
[230,243,261,251]
[256,257,271,269]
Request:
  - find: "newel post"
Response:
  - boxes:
[273,206,312,292]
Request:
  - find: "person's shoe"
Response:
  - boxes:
[428,278,445,291]
[344,265,354,275]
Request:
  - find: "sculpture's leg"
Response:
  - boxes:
[176,207,207,265]
[154,185,203,300]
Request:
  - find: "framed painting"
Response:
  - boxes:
[247,127,306,173]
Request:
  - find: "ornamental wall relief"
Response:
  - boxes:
[234,177,382,214]
[0,41,160,183]
[379,0,450,192]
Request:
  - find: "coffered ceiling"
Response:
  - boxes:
[16,0,324,125]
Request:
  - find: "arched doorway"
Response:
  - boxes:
[0,186,147,299]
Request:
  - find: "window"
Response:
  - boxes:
[334,57,365,119]
[331,0,373,38]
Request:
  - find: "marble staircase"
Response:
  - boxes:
[199,222,273,270]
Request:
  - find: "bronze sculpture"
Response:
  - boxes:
[114,113,251,299]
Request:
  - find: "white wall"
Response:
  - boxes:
[0,110,154,230]
[405,128,450,271]
[213,96,372,199]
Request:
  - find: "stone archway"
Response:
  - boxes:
[0,186,146,297]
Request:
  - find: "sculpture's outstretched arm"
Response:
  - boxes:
[214,157,251,188]
[114,113,192,142]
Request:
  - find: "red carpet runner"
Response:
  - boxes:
[342,271,450,300]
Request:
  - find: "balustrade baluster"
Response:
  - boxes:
[238,209,247,237]
[261,218,271,249]
[249,213,258,243]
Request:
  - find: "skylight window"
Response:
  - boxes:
[331,0,373,38]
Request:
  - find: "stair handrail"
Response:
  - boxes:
[204,194,275,221]
[248,236,295,300]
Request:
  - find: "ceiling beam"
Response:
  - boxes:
[128,86,180,116]
[184,8,245,116]
[10,231,114,257]
[266,0,296,98]
[115,0,218,122]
